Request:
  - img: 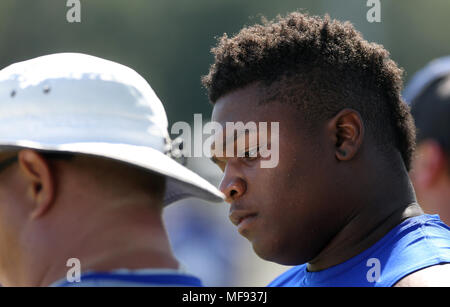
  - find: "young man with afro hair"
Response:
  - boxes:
[203,12,450,286]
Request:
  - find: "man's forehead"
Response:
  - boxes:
[211,84,267,122]
[211,127,259,150]
[211,86,301,128]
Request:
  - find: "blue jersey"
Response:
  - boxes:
[51,269,203,287]
[269,214,450,287]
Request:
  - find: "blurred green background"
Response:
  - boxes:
[1,0,449,286]
[1,0,449,128]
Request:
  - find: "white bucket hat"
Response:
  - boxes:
[0,53,224,205]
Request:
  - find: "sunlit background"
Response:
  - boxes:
[1,0,449,286]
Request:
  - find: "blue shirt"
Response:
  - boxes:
[51,269,203,287]
[268,214,450,287]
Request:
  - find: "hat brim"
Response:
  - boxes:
[0,141,224,205]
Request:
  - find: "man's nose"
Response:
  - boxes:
[219,175,247,203]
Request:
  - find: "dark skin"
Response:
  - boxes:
[211,82,423,271]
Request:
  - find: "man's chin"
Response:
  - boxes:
[251,239,310,266]
[251,239,284,264]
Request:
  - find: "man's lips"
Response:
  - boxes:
[229,210,259,227]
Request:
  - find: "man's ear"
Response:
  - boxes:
[327,109,365,161]
[17,150,55,219]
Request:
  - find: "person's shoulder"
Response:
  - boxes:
[400,213,450,231]
[393,214,450,248]
[389,214,450,287]
[393,263,450,287]
[267,264,307,287]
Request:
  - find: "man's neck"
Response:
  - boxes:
[34,205,179,286]
[307,171,423,272]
